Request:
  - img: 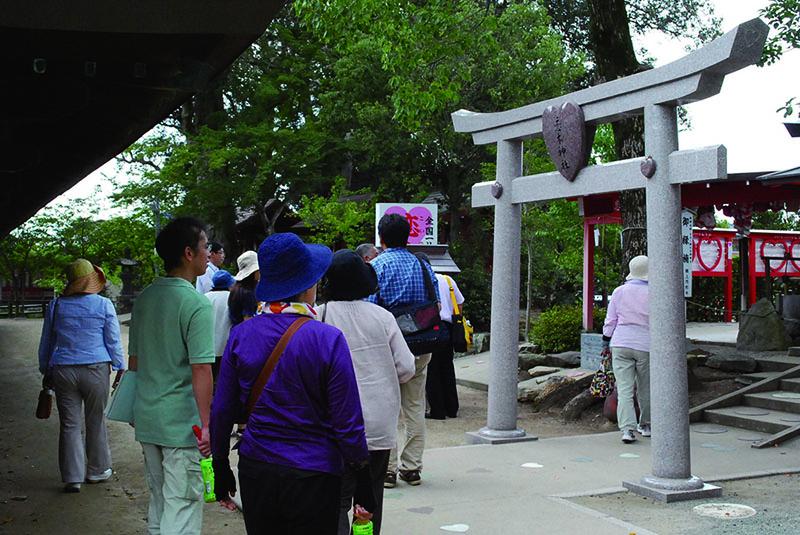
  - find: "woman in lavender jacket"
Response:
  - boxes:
[210,234,375,534]
[602,255,651,445]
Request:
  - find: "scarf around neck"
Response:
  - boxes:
[259,301,318,319]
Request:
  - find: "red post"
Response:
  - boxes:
[583,221,595,331]
[748,237,757,306]
[724,238,733,322]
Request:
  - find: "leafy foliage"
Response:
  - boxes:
[530,304,606,353]
[296,178,374,249]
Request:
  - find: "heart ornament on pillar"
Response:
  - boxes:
[542,101,593,182]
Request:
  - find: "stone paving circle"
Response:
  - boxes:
[693,503,757,519]
[691,424,729,434]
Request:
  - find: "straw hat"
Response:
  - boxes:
[63,259,107,296]
[626,255,648,281]
[234,251,259,281]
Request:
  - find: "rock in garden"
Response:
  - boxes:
[531,372,593,411]
[737,298,790,351]
[472,333,490,354]
[543,351,581,368]
[705,354,757,373]
[528,366,561,378]
[518,353,548,371]
[518,342,539,354]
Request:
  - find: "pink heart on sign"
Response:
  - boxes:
[384,206,434,244]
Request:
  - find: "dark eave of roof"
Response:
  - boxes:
[0,0,286,236]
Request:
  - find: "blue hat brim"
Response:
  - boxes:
[256,243,333,302]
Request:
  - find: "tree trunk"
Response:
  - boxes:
[587,0,649,277]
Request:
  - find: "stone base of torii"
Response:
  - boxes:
[452,18,769,502]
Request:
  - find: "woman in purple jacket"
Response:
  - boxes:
[210,233,375,534]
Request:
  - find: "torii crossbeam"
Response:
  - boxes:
[451,18,769,502]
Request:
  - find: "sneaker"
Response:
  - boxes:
[637,424,651,437]
[383,472,397,489]
[621,430,637,444]
[399,470,422,486]
[87,468,113,483]
[64,483,81,493]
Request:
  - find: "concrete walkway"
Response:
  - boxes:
[686,322,738,346]
[381,426,800,534]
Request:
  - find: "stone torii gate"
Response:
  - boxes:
[452,19,768,501]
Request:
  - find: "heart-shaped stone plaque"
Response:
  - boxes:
[542,101,593,182]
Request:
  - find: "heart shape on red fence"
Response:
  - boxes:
[759,239,788,273]
[790,239,800,273]
[695,237,723,272]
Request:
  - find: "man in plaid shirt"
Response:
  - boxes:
[369,213,439,489]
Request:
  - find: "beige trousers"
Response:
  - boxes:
[388,353,431,473]
[141,443,204,535]
[611,347,651,432]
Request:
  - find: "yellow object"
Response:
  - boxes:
[352,519,373,535]
[445,275,473,352]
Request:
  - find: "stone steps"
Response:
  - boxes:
[704,405,799,435]
[753,355,800,372]
[736,371,780,385]
[780,378,800,393]
[744,391,800,413]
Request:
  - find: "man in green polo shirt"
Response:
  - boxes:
[129,217,215,535]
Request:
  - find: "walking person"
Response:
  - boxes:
[319,249,415,535]
[128,217,216,534]
[210,233,375,534]
[37,259,125,493]
[204,269,235,383]
[196,241,225,294]
[229,250,259,326]
[424,261,465,420]
[602,255,651,444]
[368,213,440,488]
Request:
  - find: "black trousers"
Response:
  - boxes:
[426,332,459,418]
[239,455,341,535]
[338,449,390,535]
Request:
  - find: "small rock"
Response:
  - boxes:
[518,343,539,354]
[706,354,757,373]
[543,351,581,368]
[518,353,548,370]
[528,366,561,378]
[737,298,790,351]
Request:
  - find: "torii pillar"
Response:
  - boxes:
[453,19,768,501]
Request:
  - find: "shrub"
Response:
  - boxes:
[530,304,606,353]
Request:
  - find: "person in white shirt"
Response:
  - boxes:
[424,260,465,420]
[319,249,415,535]
[195,241,225,294]
[204,269,235,383]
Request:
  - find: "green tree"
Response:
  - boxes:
[761,0,800,118]
[296,178,375,249]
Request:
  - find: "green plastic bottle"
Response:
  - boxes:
[352,519,373,535]
[193,425,216,503]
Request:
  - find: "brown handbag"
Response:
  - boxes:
[243,316,311,421]
[36,298,59,420]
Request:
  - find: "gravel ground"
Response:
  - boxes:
[570,473,800,535]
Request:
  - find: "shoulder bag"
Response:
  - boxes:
[36,298,59,419]
[243,316,311,421]
[383,255,447,356]
[444,275,472,353]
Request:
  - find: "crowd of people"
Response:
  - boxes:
[37,212,467,535]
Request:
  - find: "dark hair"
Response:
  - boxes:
[155,217,207,272]
[378,214,410,248]
[209,241,224,254]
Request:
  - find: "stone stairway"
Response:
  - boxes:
[690,351,800,448]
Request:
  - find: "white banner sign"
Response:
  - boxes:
[681,210,693,298]
[375,203,438,246]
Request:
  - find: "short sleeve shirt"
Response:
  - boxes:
[436,274,465,323]
[130,277,215,447]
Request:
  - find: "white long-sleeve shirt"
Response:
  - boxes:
[318,300,415,450]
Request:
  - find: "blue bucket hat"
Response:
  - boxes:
[256,233,333,302]
[211,269,235,290]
